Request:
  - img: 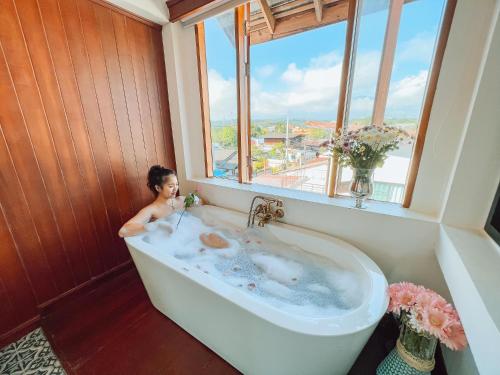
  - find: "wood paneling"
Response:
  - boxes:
[166,0,218,22]
[328,0,356,197]
[250,1,349,45]
[0,0,175,344]
[195,23,214,178]
[371,0,404,125]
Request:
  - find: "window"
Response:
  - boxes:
[196,0,455,206]
[337,0,447,203]
[200,10,239,179]
[250,22,347,193]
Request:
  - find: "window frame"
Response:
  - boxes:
[196,0,457,207]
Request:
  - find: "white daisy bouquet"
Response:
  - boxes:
[329,125,412,169]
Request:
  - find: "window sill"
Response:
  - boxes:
[188,177,438,224]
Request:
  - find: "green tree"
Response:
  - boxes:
[212,125,237,148]
[269,143,285,158]
[251,124,266,138]
[274,122,286,134]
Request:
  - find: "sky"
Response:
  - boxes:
[204,0,445,122]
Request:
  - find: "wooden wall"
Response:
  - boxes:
[0,0,175,344]
[166,0,217,22]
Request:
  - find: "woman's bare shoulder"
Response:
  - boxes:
[142,201,160,211]
[136,202,161,218]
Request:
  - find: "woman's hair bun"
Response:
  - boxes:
[147,165,176,195]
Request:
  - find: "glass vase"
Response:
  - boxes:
[349,168,374,209]
[377,315,438,375]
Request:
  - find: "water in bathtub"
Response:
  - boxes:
[142,209,364,318]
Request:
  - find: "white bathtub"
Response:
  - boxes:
[125,205,388,375]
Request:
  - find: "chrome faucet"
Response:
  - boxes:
[247,195,284,228]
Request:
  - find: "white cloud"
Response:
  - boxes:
[397,32,436,63]
[255,64,276,78]
[310,51,342,68]
[349,97,375,115]
[207,69,237,121]
[252,58,344,118]
[206,49,430,121]
[281,63,304,83]
[386,70,428,118]
[350,51,381,92]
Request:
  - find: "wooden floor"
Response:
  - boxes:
[41,268,238,375]
[41,268,446,375]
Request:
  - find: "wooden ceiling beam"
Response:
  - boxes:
[313,0,323,22]
[250,0,338,24]
[371,0,404,125]
[250,0,414,28]
[250,0,348,45]
[167,0,217,22]
[257,0,276,33]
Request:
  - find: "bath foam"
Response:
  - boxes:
[307,283,331,294]
[250,253,303,285]
[260,280,293,299]
[144,211,364,318]
[325,268,363,307]
[225,275,249,288]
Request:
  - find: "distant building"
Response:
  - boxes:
[263,133,304,145]
[213,149,238,177]
[304,120,336,129]
[250,137,263,146]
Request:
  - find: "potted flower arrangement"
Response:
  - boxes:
[377,282,467,375]
[329,125,411,208]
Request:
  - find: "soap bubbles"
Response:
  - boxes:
[250,253,303,285]
[142,210,363,318]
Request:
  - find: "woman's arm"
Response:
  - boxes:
[118,206,156,238]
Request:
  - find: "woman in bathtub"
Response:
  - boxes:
[118,165,187,238]
[118,165,229,250]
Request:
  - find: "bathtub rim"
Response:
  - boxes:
[125,204,389,337]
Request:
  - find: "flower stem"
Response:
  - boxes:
[176,209,186,229]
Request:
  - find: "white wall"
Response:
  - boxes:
[441,0,500,229]
[409,0,499,219]
[439,5,500,373]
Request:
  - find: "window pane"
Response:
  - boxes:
[204,10,238,179]
[337,0,445,203]
[337,0,390,199]
[346,0,390,125]
[378,0,446,201]
[249,22,347,194]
